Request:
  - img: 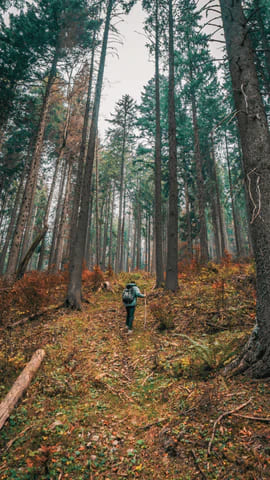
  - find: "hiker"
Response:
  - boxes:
[122,282,146,333]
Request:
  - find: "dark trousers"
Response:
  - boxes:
[126,306,135,329]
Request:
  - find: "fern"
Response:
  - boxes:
[179,333,242,370]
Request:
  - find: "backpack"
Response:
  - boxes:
[122,286,135,305]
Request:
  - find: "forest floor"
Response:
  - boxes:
[1,262,270,480]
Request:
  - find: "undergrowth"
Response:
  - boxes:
[1,260,268,480]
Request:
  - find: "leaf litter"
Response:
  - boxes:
[0,263,270,479]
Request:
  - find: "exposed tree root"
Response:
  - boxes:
[223,326,270,378]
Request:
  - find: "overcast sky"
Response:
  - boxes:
[98,1,223,139]
[99,2,153,138]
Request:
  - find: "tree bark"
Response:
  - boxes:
[220,0,270,377]
[0,173,26,275]
[211,132,226,257]
[16,226,48,279]
[69,33,97,258]
[254,0,270,92]
[66,0,113,309]
[37,155,62,270]
[48,159,67,268]
[224,132,241,257]
[0,349,45,431]
[115,108,127,273]
[95,143,100,266]
[6,49,58,276]
[183,168,193,259]
[119,187,127,272]
[154,0,164,286]
[136,201,142,270]
[210,193,221,262]
[54,160,72,271]
[165,0,179,291]
[108,185,115,269]
[190,84,209,263]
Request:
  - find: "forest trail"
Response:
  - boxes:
[1,269,270,479]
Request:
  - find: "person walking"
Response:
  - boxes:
[122,281,146,333]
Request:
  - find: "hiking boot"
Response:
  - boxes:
[128,329,133,334]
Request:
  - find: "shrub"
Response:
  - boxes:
[150,300,175,331]
[0,270,68,325]
[84,265,104,290]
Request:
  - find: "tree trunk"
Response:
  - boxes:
[94,143,100,266]
[147,214,151,272]
[154,0,164,287]
[69,35,97,259]
[184,171,193,259]
[108,186,115,269]
[220,0,270,377]
[210,193,221,262]
[48,159,66,268]
[0,349,45,431]
[54,160,72,272]
[224,132,241,257]
[190,85,209,263]
[66,0,113,309]
[101,189,110,270]
[136,201,142,270]
[254,0,270,90]
[119,187,127,272]
[211,132,226,257]
[0,173,26,275]
[132,214,137,270]
[16,226,48,279]
[38,155,62,270]
[115,115,127,274]
[6,49,58,276]
[165,0,178,291]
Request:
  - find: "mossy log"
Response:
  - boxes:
[0,349,45,430]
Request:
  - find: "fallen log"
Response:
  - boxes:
[0,349,45,431]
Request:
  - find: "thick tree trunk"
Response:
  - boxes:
[69,35,97,258]
[6,49,58,276]
[154,0,164,286]
[254,0,270,90]
[165,0,179,291]
[66,0,113,309]
[0,349,45,431]
[220,0,270,377]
